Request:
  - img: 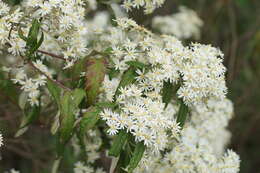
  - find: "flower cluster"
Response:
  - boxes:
[122,0,165,14]
[101,84,180,152]
[176,43,227,105]
[0,0,90,68]
[152,6,203,39]
[21,0,90,67]
[88,18,226,155]
[0,0,240,172]
[11,60,51,106]
[5,169,20,173]
[74,161,105,173]
[134,99,240,173]
[97,18,227,105]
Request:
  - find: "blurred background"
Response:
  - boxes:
[1,0,260,172]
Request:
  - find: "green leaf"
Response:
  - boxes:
[71,88,86,107]
[114,67,137,99]
[127,142,145,172]
[85,58,107,106]
[70,58,86,87]
[15,104,41,137]
[109,130,129,157]
[29,31,44,55]
[0,68,19,104]
[108,68,120,80]
[59,91,75,144]
[58,88,85,146]
[176,100,189,128]
[96,101,117,109]
[162,80,174,109]
[125,61,147,69]
[79,106,101,137]
[27,19,41,47]
[114,149,131,173]
[47,79,62,108]
[77,107,100,157]
[104,47,113,55]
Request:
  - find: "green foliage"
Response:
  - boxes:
[109,130,129,157]
[59,91,76,145]
[15,103,41,137]
[114,67,137,99]
[85,58,107,106]
[79,106,101,138]
[127,142,145,173]
[0,68,19,104]
[18,19,44,59]
[125,60,148,69]
[57,89,86,156]
[162,80,174,108]
[47,79,62,108]
[176,100,189,128]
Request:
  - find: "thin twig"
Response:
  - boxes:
[28,60,71,91]
[19,54,71,91]
[38,50,66,61]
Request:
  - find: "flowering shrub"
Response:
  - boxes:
[0,0,240,172]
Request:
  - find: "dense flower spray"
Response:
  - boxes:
[152,6,203,39]
[0,0,240,172]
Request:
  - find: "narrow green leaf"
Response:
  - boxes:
[47,79,62,108]
[27,19,41,47]
[15,104,41,137]
[109,130,129,157]
[114,68,137,99]
[29,31,44,55]
[104,47,113,55]
[96,101,117,109]
[114,140,134,173]
[79,106,101,137]
[0,69,19,104]
[176,100,189,128]
[77,106,100,157]
[85,58,107,106]
[71,88,86,107]
[71,58,86,87]
[114,149,131,173]
[108,68,120,80]
[59,91,75,144]
[125,60,147,69]
[127,142,145,172]
[162,80,174,109]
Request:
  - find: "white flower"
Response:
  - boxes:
[0,132,3,147]
[0,2,10,15]
[121,0,165,14]
[10,169,20,173]
[74,162,94,173]
[152,6,203,40]
[7,39,26,56]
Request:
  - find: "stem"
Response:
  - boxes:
[19,54,71,91]
[38,50,66,61]
[28,60,71,91]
